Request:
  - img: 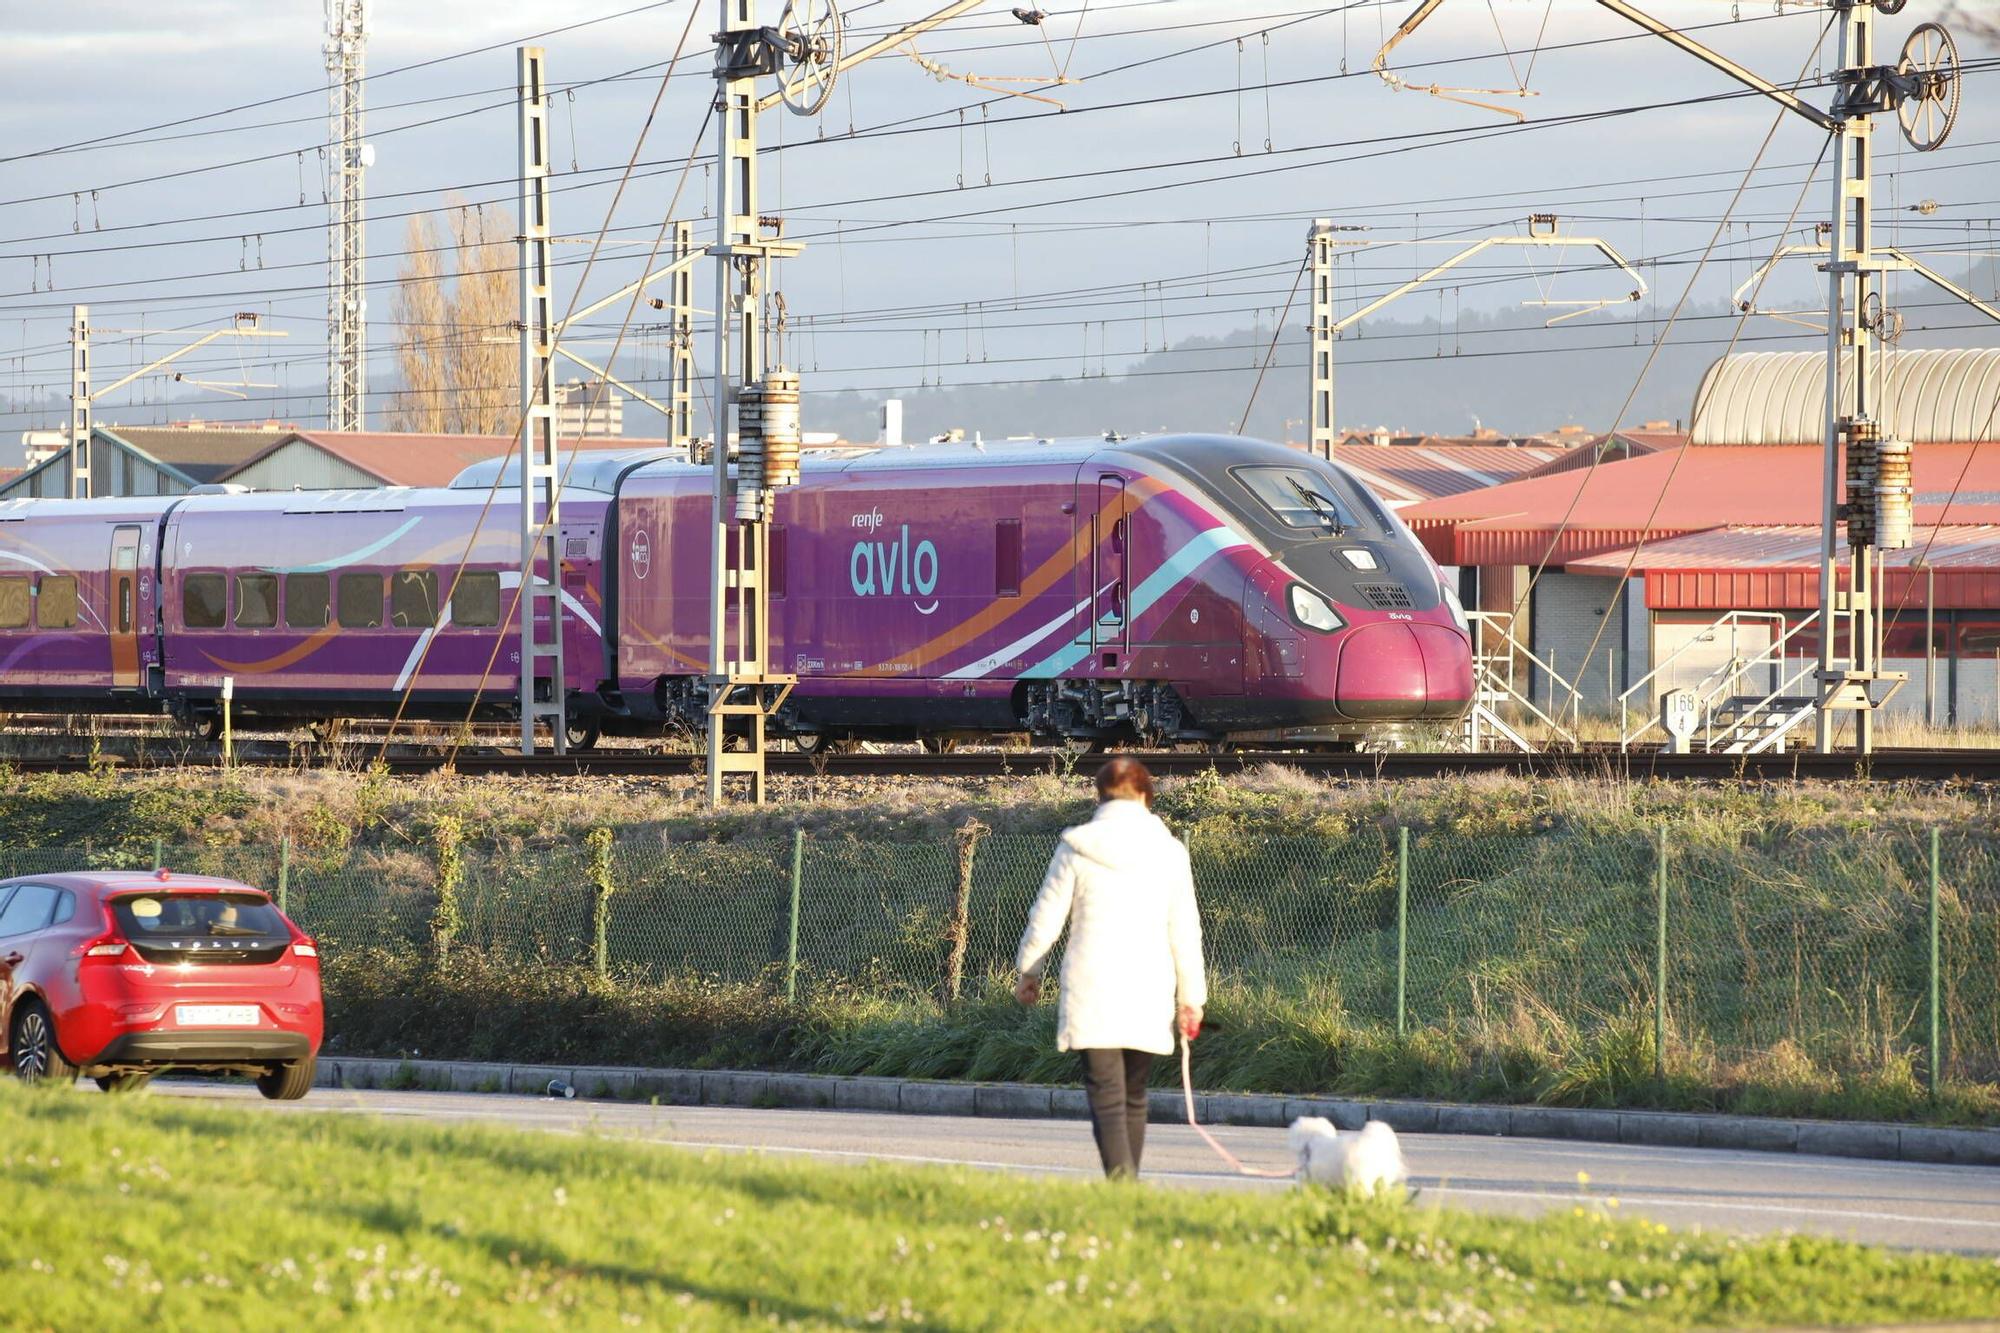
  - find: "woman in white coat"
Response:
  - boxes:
[1014,758,1206,1179]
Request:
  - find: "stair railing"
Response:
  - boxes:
[1618,610,1813,750]
[1464,612,1580,749]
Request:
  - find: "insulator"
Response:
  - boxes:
[1844,416,1880,549]
[732,371,801,523]
[1874,436,1913,550]
[755,370,803,491]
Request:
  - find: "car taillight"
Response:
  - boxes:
[75,934,127,959]
[292,942,318,958]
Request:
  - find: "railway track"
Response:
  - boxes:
[9,745,2000,781]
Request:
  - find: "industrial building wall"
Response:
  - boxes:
[0,445,190,500]
[1529,572,1638,714]
[223,440,380,492]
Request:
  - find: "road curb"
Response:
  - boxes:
[314,1055,2000,1167]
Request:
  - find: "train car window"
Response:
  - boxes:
[996,520,1022,597]
[391,570,439,629]
[234,574,278,629]
[1230,467,1360,534]
[337,573,383,629]
[182,574,226,629]
[35,575,78,629]
[0,576,28,628]
[449,571,500,628]
[770,527,787,599]
[285,573,330,629]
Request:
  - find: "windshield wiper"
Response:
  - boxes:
[1286,476,1345,535]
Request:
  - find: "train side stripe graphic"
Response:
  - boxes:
[392,573,601,692]
[1022,523,1252,678]
[201,623,342,674]
[860,473,1172,675]
[261,517,423,573]
[0,550,109,633]
[200,573,604,683]
[941,588,1102,681]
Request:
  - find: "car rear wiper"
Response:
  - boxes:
[1286,476,1345,536]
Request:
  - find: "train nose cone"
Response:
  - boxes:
[1334,622,1473,720]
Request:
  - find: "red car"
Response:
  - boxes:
[0,870,323,1099]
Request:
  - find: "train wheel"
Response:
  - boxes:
[563,715,601,752]
[919,735,959,755]
[1059,736,1105,757]
[795,732,858,756]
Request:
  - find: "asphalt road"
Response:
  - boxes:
[155,1083,2000,1254]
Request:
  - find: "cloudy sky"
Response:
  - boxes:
[2,0,1994,449]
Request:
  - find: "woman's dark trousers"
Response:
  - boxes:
[1080,1048,1155,1178]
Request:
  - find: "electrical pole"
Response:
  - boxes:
[1302,218,1645,462]
[325,0,369,433]
[65,314,286,499]
[670,219,698,453]
[68,306,90,499]
[1308,221,1336,458]
[702,0,983,805]
[517,46,567,755]
[1595,0,1963,755]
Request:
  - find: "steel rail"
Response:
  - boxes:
[10,747,2000,782]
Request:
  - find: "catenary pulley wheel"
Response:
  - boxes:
[777,0,843,116]
[1896,23,1960,153]
[10,1003,78,1086]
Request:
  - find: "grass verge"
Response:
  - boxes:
[323,951,2000,1126]
[5,1083,1998,1330]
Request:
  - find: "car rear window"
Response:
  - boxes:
[112,892,291,963]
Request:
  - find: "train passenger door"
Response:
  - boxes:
[1092,474,1129,660]
[108,525,141,689]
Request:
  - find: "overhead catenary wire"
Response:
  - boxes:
[1520,20,1841,724]
[374,3,711,756]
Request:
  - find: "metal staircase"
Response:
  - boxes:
[1462,612,1578,752]
[1618,611,1824,755]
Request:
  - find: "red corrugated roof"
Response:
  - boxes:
[1402,444,2000,567]
[1568,525,2000,611]
[1328,443,1567,505]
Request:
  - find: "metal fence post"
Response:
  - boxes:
[1396,826,1409,1038]
[786,829,804,1003]
[152,837,162,871]
[1929,826,1941,1100]
[277,836,291,916]
[1655,824,1669,1080]
[586,827,614,980]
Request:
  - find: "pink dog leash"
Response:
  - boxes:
[1178,1032,1294,1179]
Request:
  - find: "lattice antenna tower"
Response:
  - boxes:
[325,0,370,433]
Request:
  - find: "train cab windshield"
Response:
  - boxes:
[1228,465,1386,540]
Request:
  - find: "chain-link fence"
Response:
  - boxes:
[10,824,1995,1086]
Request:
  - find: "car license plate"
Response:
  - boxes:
[174,1004,260,1027]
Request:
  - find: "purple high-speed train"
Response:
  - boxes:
[0,434,1471,748]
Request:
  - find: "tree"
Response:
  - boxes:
[387,214,449,433]
[386,199,518,434]
[443,204,519,435]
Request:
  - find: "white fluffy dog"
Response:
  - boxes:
[1287,1116,1409,1196]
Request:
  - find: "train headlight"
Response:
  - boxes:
[1287,583,1344,633]
[1440,580,1469,633]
